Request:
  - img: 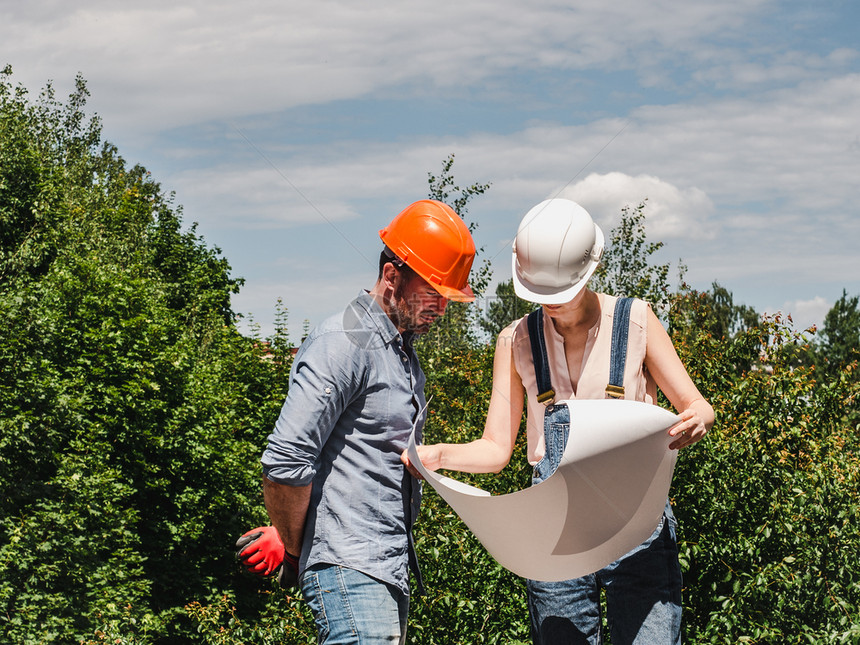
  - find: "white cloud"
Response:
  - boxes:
[693,48,860,91]
[172,68,859,300]
[557,172,715,239]
[775,296,831,333]
[3,0,775,131]
[170,165,362,228]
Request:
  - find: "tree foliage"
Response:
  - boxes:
[816,289,860,378]
[670,282,759,340]
[479,279,538,340]
[669,294,860,643]
[0,67,296,644]
[417,154,492,358]
[590,199,675,319]
[412,346,532,644]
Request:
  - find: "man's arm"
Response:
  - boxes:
[263,476,312,556]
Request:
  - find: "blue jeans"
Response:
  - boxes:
[527,403,682,645]
[301,564,409,644]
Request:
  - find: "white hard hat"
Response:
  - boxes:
[512,198,604,305]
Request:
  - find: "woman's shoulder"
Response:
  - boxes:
[502,315,526,341]
[596,293,651,329]
[498,313,535,355]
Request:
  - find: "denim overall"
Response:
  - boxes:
[525,300,682,645]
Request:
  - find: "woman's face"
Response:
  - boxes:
[540,286,590,318]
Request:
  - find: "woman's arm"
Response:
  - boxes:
[403,325,525,476]
[644,306,715,450]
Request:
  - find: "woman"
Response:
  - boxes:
[403,198,714,644]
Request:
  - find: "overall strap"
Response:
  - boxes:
[606,297,634,399]
[527,309,555,405]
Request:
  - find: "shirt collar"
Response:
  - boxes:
[354,290,402,346]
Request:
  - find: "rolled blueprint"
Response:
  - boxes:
[408,399,679,581]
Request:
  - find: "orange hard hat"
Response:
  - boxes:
[379,199,476,302]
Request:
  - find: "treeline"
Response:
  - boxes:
[2,69,859,644]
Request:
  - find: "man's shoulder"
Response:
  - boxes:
[301,295,393,355]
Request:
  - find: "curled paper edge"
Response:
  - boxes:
[409,399,679,581]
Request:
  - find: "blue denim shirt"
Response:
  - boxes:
[261,291,426,595]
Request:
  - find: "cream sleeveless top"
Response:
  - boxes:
[511,293,657,465]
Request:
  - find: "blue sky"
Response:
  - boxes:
[3,0,859,342]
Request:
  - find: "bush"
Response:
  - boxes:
[671,296,860,643]
[410,343,532,644]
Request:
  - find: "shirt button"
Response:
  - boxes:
[401,356,407,362]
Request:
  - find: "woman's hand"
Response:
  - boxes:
[668,406,709,450]
[401,444,443,479]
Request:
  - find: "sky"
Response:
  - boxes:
[3,0,859,342]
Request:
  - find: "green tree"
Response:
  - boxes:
[590,199,675,319]
[816,289,860,377]
[0,67,295,644]
[479,279,538,339]
[417,154,492,358]
[670,281,759,341]
[410,344,533,644]
[669,303,860,642]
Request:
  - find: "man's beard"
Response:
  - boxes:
[392,281,438,334]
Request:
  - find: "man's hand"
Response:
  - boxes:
[235,526,300,588]
[236,526,284,575]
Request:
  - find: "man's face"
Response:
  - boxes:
[392,271,449,334]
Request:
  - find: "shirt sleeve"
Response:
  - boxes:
[261,328,366,486]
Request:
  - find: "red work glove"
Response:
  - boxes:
[235,526,299,588]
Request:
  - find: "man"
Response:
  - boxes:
[236,199,476,644]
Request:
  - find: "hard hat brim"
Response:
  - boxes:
[431,281,475,303]
[512,254,600,305]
